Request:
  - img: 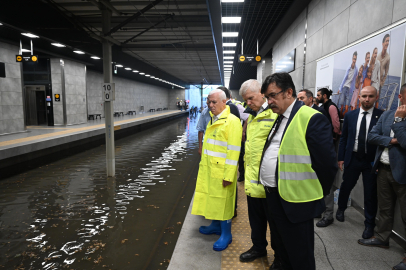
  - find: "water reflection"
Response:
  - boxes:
[0,116,199,269]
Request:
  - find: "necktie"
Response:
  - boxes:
[357,112,368,158]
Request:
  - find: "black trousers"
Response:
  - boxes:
[238,141,245,177]
[265,190,315,270]
[247,196,272,251]
[338,152,377,228]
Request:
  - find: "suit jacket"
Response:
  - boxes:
[260,100,338,223]
[311,104,328,119]
[338,108,383,166]
[226,100,241,119]
[368,110,406,184]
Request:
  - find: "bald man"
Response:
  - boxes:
[336,86,383,239]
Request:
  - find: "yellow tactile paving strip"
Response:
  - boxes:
[0,112,176,148]
[222,182,275,269]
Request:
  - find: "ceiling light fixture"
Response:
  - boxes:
[223,43,237,47]
[73,50,85,54]
[222,32,239,37]
[151,76,155,78]
[224,56,234,59]
[224,65,233,68]
[133,70,139,73]
[51,43,66,47]
[145,74,150,77]
[22,33,39,38]
[224,61,233,64]
[91,56,100,59]
[125,68,132,70]
[222,17,241,24]
[21,49,31,53]
[223,50,235,54]
[115,64,123,67]
[139,72,145,75]
[221,0,244,2]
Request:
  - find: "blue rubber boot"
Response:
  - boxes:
[213,220,232,251]
[199,220,221,235]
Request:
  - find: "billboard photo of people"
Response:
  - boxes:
[316,23,406,118]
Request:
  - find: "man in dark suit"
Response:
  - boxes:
[336,86,383,239]
[259,73,338,270]
[297,89,328,118]
[359,84,406,270]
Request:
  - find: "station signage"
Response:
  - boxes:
[102,83,115,101]
[16,55,38,62]
[238,54,262,63]
[55,94,61,102]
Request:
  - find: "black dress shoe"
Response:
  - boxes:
[362,226,374,239]
[358,237,389,248]
[336,209,345,222]
[316,217,334,227]
[239,247,267,262]
[270,257,282,269]
[393,257,406,270]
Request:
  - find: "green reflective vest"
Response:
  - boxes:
[245,108,277,198]
[192,106,242,220]
[278,106,323,203]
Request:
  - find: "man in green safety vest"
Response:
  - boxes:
[238,79,282,268]
[191,89,242,251]
[260,73,338,270]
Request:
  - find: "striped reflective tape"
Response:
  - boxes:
[257,119,275,122]
[280,171,318,180]
[227,144,241,151]
[280,155,312,164]
[225,159,238,166]
[204,149,227,159]
[206,138,228,147]
[250,180,259,184]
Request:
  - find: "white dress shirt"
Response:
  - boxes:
[212,107,227,123]
[256,101,268,116]
[260,100,295,187]
[353,107,374,152]
[380,129,394,165]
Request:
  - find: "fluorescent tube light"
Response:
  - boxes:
[73,50,85,54]
[91,56,100,59]
[151,76,155,78]
[222,32,238,37]
[224,61,233,64]
[21,49,31,53]
[224,56,234,59]
[145,74,150,77]
[116,64,123,67]
[223,43,237,47]
[224,65,233,68]
[133,70,139,73]
[223,51,235,54]
[125,68,132,70]
[51,43,66,47]
[139,72,145,75]
[221,0,244,2]
[222,17,241,24]
[22,33,39,38]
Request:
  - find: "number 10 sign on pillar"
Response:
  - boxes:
[102,83,116,101]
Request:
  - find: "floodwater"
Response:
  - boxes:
[0,115,201,270]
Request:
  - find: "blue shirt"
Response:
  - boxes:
[196,107,211,132]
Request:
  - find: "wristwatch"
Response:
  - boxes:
[394,116,405,123]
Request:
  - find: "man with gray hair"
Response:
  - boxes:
[191,89,242,251]
[238,79,282,269]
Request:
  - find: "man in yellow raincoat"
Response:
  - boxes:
[191,89,242,251]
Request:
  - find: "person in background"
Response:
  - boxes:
[363,67,373,87]
[179,100,183,111]
[370,47,381,92]
[238,79,281,269]
[297,89,328,118]
[376,34,390,109]
[315,88,341,228]
[350,65,365,110]
[337,51,358,117]
[217,86,241,119]
[336,86,383,239]
[191,89,242,252]
[362,52,371,82]
[260,73,337,270]
[359,84,406,270]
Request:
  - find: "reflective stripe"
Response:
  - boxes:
[204,149,227,159]
[257,119,275,122]
[227,144,241,151]
[250,180,259,184]
[225,159,238,166]
[206,138,228,147]
[280,171,318,181]
[280,155,311,164]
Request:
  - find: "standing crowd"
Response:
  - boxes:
[191,72,406,270]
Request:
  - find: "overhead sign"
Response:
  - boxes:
[55,94,61,102]
[238,54,262,63]
[102,83,115,101]
[16,55,38,62]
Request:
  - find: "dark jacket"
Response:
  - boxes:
[311,104,328,119]
[226,100,241,119]
[368,110,406,184]
[260,100,338,223]
[338,108,383,166]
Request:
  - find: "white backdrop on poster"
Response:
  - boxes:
[315,23,406,118]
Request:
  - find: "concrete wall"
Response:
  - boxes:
[0,42,24,134]
[269,0,406,239]
[168,89,185,110]
[50,59,64,125]
[87,70,173,115]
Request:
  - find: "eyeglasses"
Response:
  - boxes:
[267,90,284,100]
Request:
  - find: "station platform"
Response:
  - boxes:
[0,110,188,172]
[169,181,405,270]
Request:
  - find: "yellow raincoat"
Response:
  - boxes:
[192,106,242,220]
